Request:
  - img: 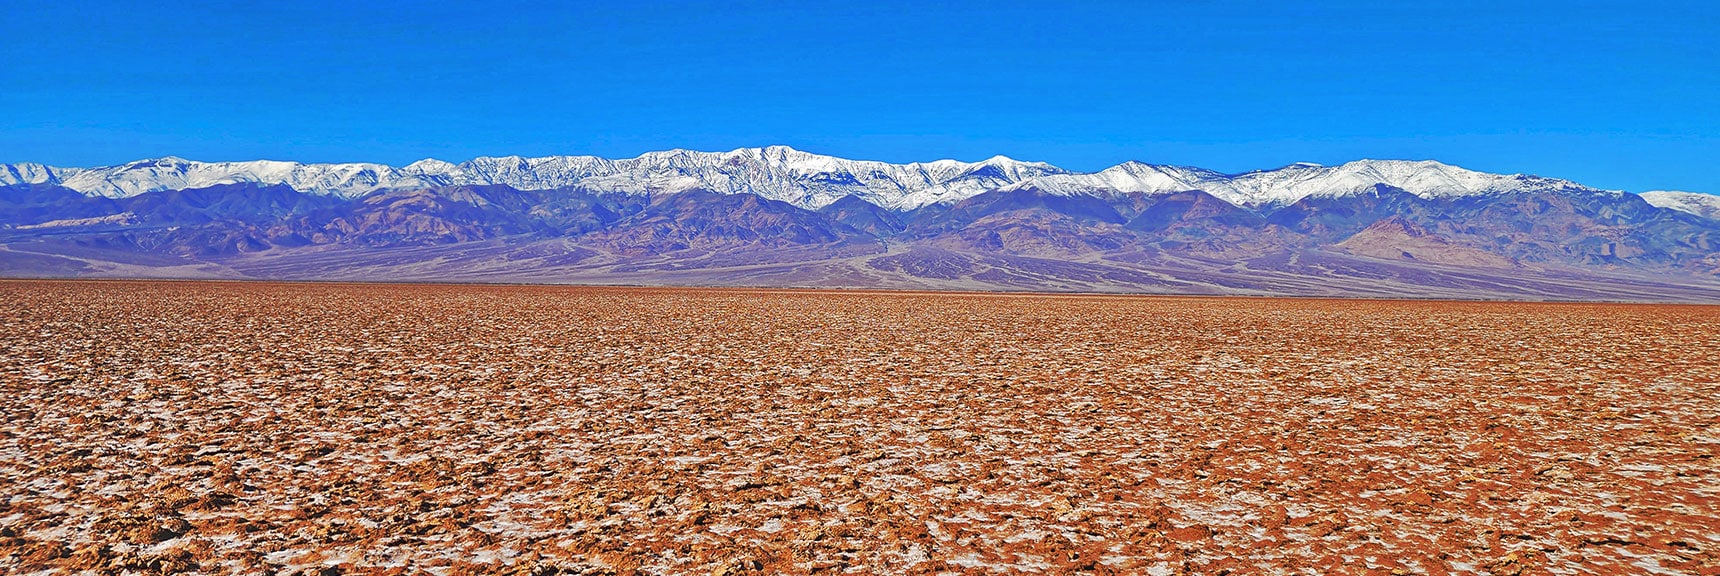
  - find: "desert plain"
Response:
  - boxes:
[1,280,1717,575]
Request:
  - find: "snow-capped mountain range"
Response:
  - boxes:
[1001,159,1620,208]
[6,146,1720,300]
[0,147,1064,210]
[2,146,1708,214]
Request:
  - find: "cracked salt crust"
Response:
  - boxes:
[2,281,1718,574]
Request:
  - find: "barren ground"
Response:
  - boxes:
[2,280,1717,575]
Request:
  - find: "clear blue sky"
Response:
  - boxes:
[2,1,1716,192]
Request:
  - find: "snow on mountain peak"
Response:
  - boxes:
[1003,161,1210,198]
[1211,159,1605,206]
[404,158,460,176]
[992,158,1608,208]
[1,149,1620,210]
[0,162,77,187]
[1640,190,1720,220]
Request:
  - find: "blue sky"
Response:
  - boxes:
[2,1,1716,192]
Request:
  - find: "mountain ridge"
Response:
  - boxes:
[1641,191,1720,221]
[7,147,1698,214]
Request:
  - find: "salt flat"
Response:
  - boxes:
[2,281,1716,574]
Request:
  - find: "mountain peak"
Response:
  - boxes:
[405,158,459,172]
[127,156,194,167]
[1340,158,1461,170]
[978,154,1037,167]
[752,144,809,155]
[1109,160,1207,173]
[1641,190,1720,220]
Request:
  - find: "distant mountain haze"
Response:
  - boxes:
[3,147,1718,301]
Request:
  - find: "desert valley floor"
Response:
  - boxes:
[2,281,1717,575]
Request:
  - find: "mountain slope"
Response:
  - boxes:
[1641,191,1720,221]
[1336,217,1517,268]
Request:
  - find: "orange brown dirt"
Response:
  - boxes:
[2,280,1718,575]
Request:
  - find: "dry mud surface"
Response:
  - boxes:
[2,281,1718,575]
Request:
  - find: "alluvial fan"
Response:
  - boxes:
[2,281,1718,574]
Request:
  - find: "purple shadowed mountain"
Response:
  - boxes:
[4,148,1719,301]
